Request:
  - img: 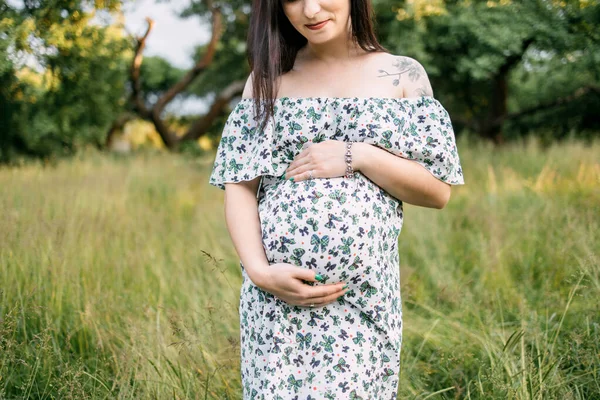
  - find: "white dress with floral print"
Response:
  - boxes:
[209,96,465,399]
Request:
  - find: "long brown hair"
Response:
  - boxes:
[247,0,388,132]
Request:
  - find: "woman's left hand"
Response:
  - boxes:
[284,140,359,182]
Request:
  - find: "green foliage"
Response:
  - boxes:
[2,0,599,161]
[139,56,187,99]
[0,0,130,163]
[379,0,600,139]
[508,50,600,141]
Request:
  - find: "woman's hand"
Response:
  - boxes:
[284,140,363,182]
[253,263,348,307]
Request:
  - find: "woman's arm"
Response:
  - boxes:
[223,179,348,305]
[353,56,451,209]
[353,142,451,209]
[224,178,271,286]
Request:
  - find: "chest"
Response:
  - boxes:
[277,55,402,99]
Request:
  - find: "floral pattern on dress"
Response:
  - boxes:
[209,96,464,399]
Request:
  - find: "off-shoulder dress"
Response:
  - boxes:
[209,96,465,400]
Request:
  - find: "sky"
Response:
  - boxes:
[122,0,211,69]
[122,0,212,114]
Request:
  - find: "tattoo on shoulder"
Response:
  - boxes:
[377,56,433,96]
[414,86,432,97]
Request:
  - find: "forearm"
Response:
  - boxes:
[353,142,450,209]
[224,184,270,286]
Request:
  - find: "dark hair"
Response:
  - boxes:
[247,0,388,132]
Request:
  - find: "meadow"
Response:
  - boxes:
[1,135,598,399]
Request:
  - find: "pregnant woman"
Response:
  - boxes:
[209,0,465,398]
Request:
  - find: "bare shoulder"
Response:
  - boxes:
[376,53,434,98]
[241,71,287,99]
[241,72,255,99]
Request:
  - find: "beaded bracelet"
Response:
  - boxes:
[345,142,354,179]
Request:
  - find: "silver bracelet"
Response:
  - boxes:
[345,142,354,179]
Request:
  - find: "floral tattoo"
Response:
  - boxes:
[377,56,433,97]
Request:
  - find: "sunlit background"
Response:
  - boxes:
[1,0,599,399]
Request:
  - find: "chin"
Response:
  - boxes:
[305,36,332,45]
[303,31,339,44]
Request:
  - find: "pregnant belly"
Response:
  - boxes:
[257,174,400,285]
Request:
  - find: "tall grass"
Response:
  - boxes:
[1,136,598,399]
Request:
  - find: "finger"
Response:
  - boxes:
[305,281,346,298]
[288,154,310,173]
[306,287,348,307]
[287,163,314,181]
[291,167,319,183]
[294,268,317,282]
[298,167,317,180]
[294,269,333,284]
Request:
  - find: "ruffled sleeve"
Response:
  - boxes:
[366,96,465,185]
[208,99,282,191]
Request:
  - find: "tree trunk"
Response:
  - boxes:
[106,0,245,151]
[481,38,534,145]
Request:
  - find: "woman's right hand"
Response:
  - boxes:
[251,263,348,307]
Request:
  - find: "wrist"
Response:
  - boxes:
[351,142,369,172]
[246,264,271,289]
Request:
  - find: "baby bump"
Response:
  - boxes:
[257,175,399,286]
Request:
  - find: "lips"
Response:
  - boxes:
[305,19,329,29]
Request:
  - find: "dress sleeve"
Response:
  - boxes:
[208,100,281,191]
[368,96,465,185]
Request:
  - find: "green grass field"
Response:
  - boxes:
[1,136,599,399]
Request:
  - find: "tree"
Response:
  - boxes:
[107,0,247,151]
[376,0,600,143]
[0,0,130,162]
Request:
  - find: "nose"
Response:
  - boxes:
[303,0,321,19]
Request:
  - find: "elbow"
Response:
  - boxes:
[434,184,452,209]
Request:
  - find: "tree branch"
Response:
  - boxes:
[153,0,222,116]
[490,85,600,128]
[130,17,154,118]
[499,38,534,76]
[107,0,230,151]
[151,0,223,148]
[180,80,246,142]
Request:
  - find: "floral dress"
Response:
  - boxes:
[209,96,465,399]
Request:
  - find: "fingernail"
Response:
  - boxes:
[289,177,294,181]
[342,284,349,289]
[315,274,324,282]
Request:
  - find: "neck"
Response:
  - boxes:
[300,21,365,65]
